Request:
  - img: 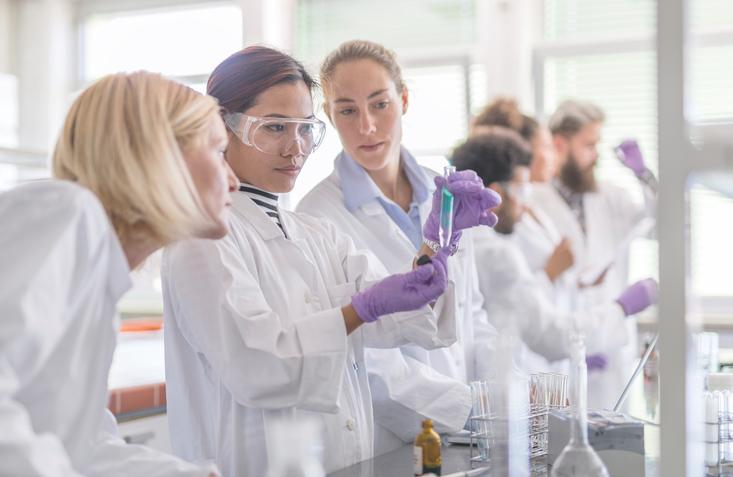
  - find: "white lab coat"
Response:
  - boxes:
[510,207,575,374]
[0,181,215,477]
[162,191,457,477]
[518,180,653,409]
[472,226,628,372]
[297,166,495,456]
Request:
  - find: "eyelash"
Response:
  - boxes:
[339,101,390,116]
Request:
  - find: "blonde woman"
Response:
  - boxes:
[0,71,235,476]
[296,40,501,455]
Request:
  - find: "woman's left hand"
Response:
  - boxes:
[423,169,501,247]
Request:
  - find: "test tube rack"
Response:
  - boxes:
[468,373,568,472]
[705,410,733,476]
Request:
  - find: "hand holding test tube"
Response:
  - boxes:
[423,168,501,251]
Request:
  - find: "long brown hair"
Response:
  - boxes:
[207,45,317,114]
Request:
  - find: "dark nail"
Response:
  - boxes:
[416,255,432,266]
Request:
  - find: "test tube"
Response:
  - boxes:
[439,166,456,248]
[470,381,490,461]
[706,390,722,466]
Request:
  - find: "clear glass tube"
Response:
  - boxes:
[550,335,609,477]
[439,165,455,248]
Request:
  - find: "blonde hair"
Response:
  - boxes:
[53,71,220,245]
[320,40,405,102]
[548,99,605,137]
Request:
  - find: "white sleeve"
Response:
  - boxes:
[476,240,627,362]
[82,410,217,477]
[465,243,498,382]
[0,187,96,477]
[365,348,471,442]
[0,359,83,476]
[163,237,349,414]
[320,218,458,351]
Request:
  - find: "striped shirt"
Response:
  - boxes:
[239,183,285,236]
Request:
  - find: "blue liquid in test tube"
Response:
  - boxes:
[439,166,455,248]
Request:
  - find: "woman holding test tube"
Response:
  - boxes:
[297,40,501,456]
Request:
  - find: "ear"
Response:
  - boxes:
[401,87,409,115]
[553,134,568,156]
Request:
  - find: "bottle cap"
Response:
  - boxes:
[422,419,433,428]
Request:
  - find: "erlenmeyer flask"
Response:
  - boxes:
[550,334,609,477]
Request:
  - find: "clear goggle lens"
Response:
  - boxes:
[504,182,533,205]
[224,113,326,156]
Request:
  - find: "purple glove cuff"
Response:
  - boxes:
[616,278,658,316]
[586,354,608,372]
[351,290,380,323]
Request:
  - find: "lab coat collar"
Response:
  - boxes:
[335,147,431,213]
[231,191,284,241]
[106,224,133,302]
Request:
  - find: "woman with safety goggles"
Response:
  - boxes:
[160,46,491,477]
[296,40,502,456]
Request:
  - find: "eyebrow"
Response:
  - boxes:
[333,88,389,104]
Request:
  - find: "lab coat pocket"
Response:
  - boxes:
[326,281,358,307]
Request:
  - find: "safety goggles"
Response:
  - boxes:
[501,182,533,205]
[223,112,326,156]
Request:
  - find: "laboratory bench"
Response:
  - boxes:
[325,442,659,476]
[328,370,663,477]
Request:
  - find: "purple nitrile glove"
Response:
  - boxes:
[586,354,608,372]
[615,139,647,177]
[423,170,502,247]
[616,278,658,317]
[351,247,450,323]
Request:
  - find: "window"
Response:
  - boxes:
[536,0,733,300]
[79,2,244,314]
[81,3,243,85]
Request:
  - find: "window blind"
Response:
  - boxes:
[540,0,733,298]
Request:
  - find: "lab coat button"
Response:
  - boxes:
[346,418,356,431]
[305,294,311,304]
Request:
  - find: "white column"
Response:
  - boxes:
[238,0,296,52]
[0,0,15,74]
[474,0,538,112]
[657,0,704,476]
[16,0,75,151]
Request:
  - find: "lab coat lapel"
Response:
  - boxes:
[231,192,283,241]
[233,193,322,292]
[359,200,416,257]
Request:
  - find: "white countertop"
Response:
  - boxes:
[109,331,165,389]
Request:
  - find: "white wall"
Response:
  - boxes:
[16,0,75,151]
[474,0,540,113]
[0,0,15,75]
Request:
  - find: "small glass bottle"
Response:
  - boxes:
[414,419,442,476]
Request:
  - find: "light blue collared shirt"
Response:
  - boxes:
[335,148,432,250]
